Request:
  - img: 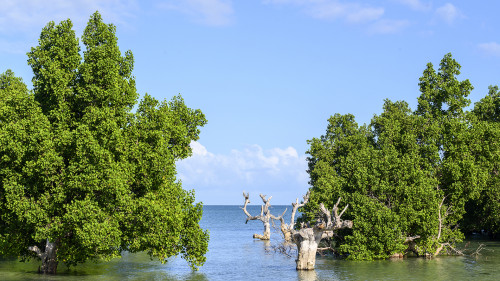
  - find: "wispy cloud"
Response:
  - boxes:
[0,0,137,54]
[369,19,410,34]
[265,0,385,24]
[264,0,415,35]
[309,2,384,23]
[478,42,500,57]
[394,0,431,11]
[159,0,234,26]
[0,0,137,34]
[177,142,309,204]
[434,3,463,25]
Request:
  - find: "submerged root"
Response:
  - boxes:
[266,242,297,258]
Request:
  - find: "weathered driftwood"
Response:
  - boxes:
[242,192,284,240]
[292,197,353,270]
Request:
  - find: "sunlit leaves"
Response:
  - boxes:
[302,53,499,259]
[0,12,208,271]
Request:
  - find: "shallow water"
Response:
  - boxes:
[1,205,499,280]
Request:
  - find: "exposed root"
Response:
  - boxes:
[266,242,297,258]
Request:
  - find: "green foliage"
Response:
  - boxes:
[0,12,208,270]
[302,53,499,260]
[462,85,500,236]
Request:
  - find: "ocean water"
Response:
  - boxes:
[1,205,499,280]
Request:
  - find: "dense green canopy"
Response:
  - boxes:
[301,53,500,260]
[462,85,500,236]
[0,12,208,272]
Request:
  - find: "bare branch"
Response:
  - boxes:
[270,208,287,221]
[259,194,273,215]
[259,194,271,204]
[470,244,486,256]
[436,196,447,241]
[333,197,342,211]
[301,191,310,205]
[321,231,334,239]
[338,204,349,218]
[329,197,352,229]
[331,197,342,226]
[28,245,43,258]
[313,198,352,231]
[446,244,464,256]
[289,191,310,227]
[241,191,263,223]
[435,243,464,256]
[404,235,421,243]
[317,247,334,256]
[318,203,332,227]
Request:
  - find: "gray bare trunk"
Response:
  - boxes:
[291,197,353,271]
[29,239,58,274]
[254,221,271,240]
[294,228,323,270]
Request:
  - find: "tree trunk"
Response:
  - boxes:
[40,247,58,274]
[29,240,58,274]
[281,223,292,242]
[253,221,271,240]
[294,228,323,270]
[291,198,352,271]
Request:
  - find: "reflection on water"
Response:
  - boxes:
[297,270,321,281]
[1,206,499,281]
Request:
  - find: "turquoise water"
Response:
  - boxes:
[1,205,499,280]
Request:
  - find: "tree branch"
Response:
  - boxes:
[316,197,352,231]
[28,245,43,258]
[270,208,287,221]
[318,203,332,228]
[436,195,447,241]
[404,235,421,243]
[290,191,310,226]
[241,191,263,223]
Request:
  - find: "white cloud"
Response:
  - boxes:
[395,0,431,11]
[0,0,137,34]
[159,0,234,26]
[265,0,385,24]
[478,42,500,57]
[177,142,309,204]
[345,7,385,23]
[369,19,410,34]
[0,0,137,54]
[435,3,462,25]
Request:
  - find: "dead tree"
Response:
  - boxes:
[278,191,310,242]
[291,197,353,270]
[242,191,353,270]
[242,192,284,240]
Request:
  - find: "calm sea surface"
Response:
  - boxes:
[1,205,499,280]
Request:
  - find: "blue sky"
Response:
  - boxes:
[1,1,499,204]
